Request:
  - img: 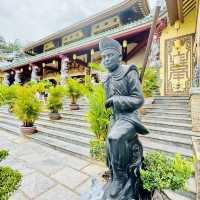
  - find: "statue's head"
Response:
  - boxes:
[99,37,122,72]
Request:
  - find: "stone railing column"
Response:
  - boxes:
[31,65,39,82]
[14,70,21,84]
[60,56,69,85]
[3,73,10,85]
[190,87,200,132]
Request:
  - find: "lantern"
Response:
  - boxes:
[123,40,128,48]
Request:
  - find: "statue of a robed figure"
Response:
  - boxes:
[80,37,149,200]
[100,37,149,200]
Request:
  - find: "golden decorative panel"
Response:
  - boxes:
[164,34,193,96]
[92,16,121,35]
[62,31,85,46]
[43,41,55,52]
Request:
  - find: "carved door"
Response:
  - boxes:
[165,34,193,96]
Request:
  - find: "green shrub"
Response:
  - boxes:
[47,85,65,113]
[90,138,106,161]
[0,150,8,162]
[0,149,22,200]
[140,152,195,192]
[84,75,94,96]
[0,166,22,200]
[138,67,159,97]
[0,84,8,107]
[13,86,42,127]
[86,84,111,141]
[65,78,84,104]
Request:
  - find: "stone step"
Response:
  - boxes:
[163,189,195,200]
[0,113,92,138]
[144,107,190,113]
[154,96,189,100]
[144,104,189,110]
[153,100,189,104]
[140,133,192,149]
[29,133,90,158]
[141,137,193,157]
[38,115,89,129]
[144,110,190,117]
[141,115,191,124]
[142,119,192,131]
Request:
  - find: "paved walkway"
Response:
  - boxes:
[0,130,106,200]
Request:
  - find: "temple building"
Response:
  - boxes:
[0,0,199,97]
[0,0,154,84]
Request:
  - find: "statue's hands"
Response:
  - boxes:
[105,97,113,108]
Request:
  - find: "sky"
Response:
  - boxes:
[0,0,158,45]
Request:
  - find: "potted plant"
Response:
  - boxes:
[140,151,195,200]
[47,85,65,120]
[65,78,84,110]
[13,86,42,135]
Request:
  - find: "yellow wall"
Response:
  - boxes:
[159,8,196,95]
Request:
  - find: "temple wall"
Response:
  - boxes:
[159,8,196,96]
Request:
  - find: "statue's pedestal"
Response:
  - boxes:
[190,87,200,132]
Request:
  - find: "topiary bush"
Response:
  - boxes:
[140,152,195,193]
[0,149,22,200]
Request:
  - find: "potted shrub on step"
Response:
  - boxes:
[65,78,84,110]
[47,85,65,120]
[13,86,42,135]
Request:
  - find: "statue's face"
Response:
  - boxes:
[101,49,121,72]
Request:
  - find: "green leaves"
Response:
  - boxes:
[140,152,195,192]
[13,86,43,127]
[65,78,84,103]
[90,138,106,161]
[47,85,65,113]
[0,149,22,200]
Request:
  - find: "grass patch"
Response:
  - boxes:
[0,150,9,162]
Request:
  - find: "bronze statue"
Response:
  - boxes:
[99,37,149,200]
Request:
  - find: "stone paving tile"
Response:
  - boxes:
[51,166,89,190]
[81,164,105,176]
[64,154,89,170]
[30,155,68,176]
[35,185,79,200]
[20,172,56,199]
[10,190,29,200]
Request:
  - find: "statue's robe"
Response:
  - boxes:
[104,64,149,135]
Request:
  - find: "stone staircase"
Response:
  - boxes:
[0,96,197,199]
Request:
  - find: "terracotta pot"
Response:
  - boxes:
[48,112,61,120]
[70,103,79,110]
[20,126,37,135]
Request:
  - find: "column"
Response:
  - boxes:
[60,55,69,85]
[3,73,10,85]
[14,70,21,84]
[31,65,39,82]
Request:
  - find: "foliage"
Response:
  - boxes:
[0,84,8,107]
[138,67,159,97]
[83,75,94,96]
[90,138,106,161]
[3,84,20,110]
[0,150,8,162]
[89,62,107,72]
[140,152,195,192]
[13,86,42,127]
[47,85,65,113]
[65,78,84,104]
[0,149,22,200]
[86,83,111,141]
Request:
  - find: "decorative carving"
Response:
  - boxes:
[165,34,193,96]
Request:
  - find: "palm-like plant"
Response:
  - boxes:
[13,86,42,133]
[65,78,84,110]
[47,85,65,114]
